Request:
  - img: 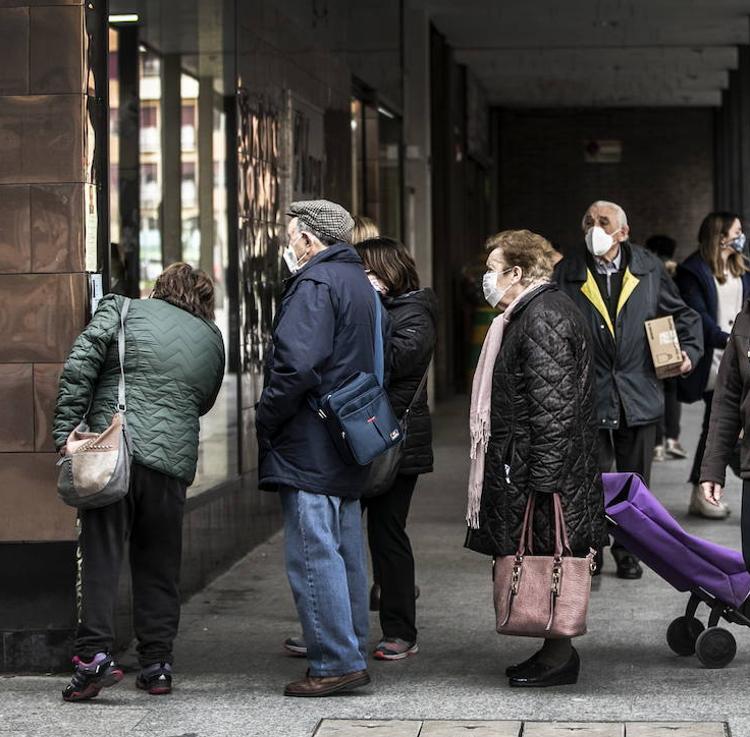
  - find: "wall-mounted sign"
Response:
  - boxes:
[584,139,622,164]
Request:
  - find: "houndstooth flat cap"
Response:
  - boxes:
[289,199,354,243]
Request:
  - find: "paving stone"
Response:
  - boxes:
[523,724,624,737]
[314,720,422,737]
[420,721,522,736]
[625,724,727,737]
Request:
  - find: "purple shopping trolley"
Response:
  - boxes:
[602,472,750,668]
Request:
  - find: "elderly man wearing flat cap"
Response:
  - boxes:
[256,199,382,697]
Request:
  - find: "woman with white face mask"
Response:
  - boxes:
[465,229,604,688]
[675,212,750,519]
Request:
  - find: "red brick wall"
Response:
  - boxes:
[497,108,714,260]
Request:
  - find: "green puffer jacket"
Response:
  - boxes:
[53,294,225,485]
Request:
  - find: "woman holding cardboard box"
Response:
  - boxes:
[675,212,750,519]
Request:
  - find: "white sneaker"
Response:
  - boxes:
[688,484,730,519]
[653,445,666,462]
[666,438,688,460]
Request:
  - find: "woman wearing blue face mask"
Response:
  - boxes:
[675,211,750,519]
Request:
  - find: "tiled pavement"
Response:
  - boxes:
[0,400,747,737]
[314,721,727,736]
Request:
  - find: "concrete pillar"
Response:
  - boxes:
[161,53,182,265]
[0,0,108,671]
[198,77,214,274]
[117,25,140,297]
[403,6,433,289]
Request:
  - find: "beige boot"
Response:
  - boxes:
[688,484,730,519]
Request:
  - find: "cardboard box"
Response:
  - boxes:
[645,316,683,379]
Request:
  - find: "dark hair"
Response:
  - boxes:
[645,234,676,260]
[698,211,747,283]
[355,237,420,296]
[152,262,215,320]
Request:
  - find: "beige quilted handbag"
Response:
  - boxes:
[57,299,133,509]
[494,492,596,639]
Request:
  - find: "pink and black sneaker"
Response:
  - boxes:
[62,652,124,702]
[136,662,172,695]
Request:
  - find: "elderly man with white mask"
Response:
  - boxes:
[555,200,703,580]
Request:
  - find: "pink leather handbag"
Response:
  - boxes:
[494,492,596,639]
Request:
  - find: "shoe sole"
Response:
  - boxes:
[509,672,579,688]
[284,673,371,697]
[688,506,731,520]
[136,679,172,696]
[62,669,124,702]
[373,644,419,661]
[283,645,308,657]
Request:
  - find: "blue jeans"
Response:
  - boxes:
[280,490,369,676]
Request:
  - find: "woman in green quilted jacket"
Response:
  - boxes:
[53,263,225,702]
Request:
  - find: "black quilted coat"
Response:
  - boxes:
[384,288,438,476]
[465,284,605,557]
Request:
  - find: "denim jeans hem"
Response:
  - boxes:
[308,661,367,678]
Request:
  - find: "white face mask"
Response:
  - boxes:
[283,233,307,274]
[483,268,514,308]
[585,225,616,257]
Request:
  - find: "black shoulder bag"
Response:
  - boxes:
[361,366,430,499]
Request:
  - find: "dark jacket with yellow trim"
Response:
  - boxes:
[554,242,703,429]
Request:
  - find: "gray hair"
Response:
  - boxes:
[582,200,629,230]
[292,218,341,247]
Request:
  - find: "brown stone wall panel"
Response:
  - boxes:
[0,185,31,273]
[0,453,76,541]
[0,364,33,451]
[0,8,29,95]
[30,6,83,95]
[0,273,86,363]
[30,184,84,273]
[0,96,84,184]
[33,363,63,452]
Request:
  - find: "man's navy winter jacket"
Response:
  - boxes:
[674,251,750,404]
[256,243,381,498]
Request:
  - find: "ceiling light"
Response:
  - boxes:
[109,13,139,24]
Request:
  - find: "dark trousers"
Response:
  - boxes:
[657,378,681,444]
[361,474,418,642]
[599,419,657,556]
[75,462,187,666]
[743,481,750,571]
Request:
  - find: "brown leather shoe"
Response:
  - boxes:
[284,669,370,697]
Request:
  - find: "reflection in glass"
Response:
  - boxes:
[181,73,200,267]
[139,45,162,295]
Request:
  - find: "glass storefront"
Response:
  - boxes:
[107,2,238,496]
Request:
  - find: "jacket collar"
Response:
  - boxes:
[506,282,557,322]
[283,242,361,286]
[563,241,653,282]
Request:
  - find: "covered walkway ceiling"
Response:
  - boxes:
[422,0,750,106]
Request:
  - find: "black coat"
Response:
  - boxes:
[256,243,384,498]
[674,251,750,404]
[384,288,438,476]
[465,284,605,558]
[554,242,703,429]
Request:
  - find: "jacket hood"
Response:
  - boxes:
[385,287,439,324]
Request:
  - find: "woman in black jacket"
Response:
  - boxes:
[357,237,438,661]
[465,229,604,687]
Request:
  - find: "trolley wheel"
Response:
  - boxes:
[695,627,737,669]
[666,616,705,656]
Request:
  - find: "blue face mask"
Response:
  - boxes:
[728,233,747,254]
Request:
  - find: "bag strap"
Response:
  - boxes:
[373,290,385,385]
[516,492,572,558]
[516,492,536,556]
[117,298,131,412]
[401,365,430,422]
[552,493,573,557]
